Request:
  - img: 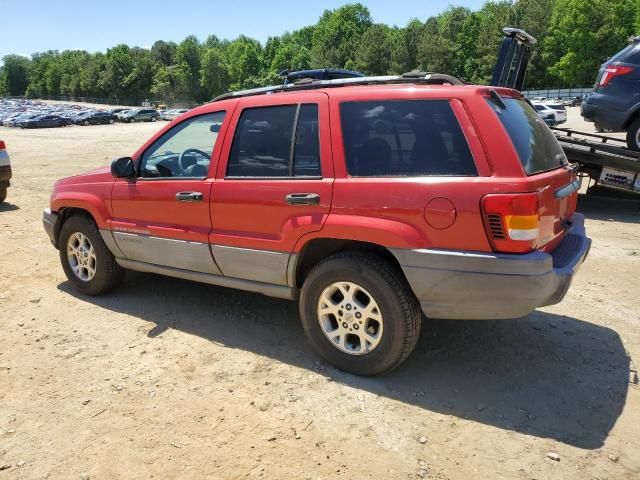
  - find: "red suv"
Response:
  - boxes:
[43,74,591,375]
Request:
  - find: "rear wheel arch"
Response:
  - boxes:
[292,238,407,289]
[623,104,640,130]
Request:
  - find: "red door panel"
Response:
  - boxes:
[210,92,334,253]
[110,179,213,243]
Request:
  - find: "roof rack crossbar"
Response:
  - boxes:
[210,72,464,103]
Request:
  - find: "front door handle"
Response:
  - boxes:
[285,193,320,205]
[175,191,203,202]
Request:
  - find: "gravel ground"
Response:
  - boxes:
[0,107,638,479]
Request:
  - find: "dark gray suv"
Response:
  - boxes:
[582,37,640,150]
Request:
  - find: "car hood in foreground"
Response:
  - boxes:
[55,166,113,186]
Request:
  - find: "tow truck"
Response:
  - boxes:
[491,28,640,195]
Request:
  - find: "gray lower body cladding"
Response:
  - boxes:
[391,213,591,320]
[44,209,590,318]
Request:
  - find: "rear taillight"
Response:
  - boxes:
[482,192,541,253]
[0,141,5,150]
[599,65,634,87]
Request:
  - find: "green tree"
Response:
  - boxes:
[200,47,229,99]
[311,3,373,68]
[151,40,177,66]
[151,64,190,101]
[390,19,424,74]
[1,55,31,96]
[513,0,555,87]
[543,0,636,85]
[175,35,202,99]
[99,45,135,102]
[355,24,393,74]
[417,17,454,74]
[25,51,58,97]
[225,36,264,90]
[471,1,515,83]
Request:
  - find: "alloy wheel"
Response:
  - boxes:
[317,281,384,355]
[67,232,97,281]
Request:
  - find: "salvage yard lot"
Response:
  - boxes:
[0,108,639,479]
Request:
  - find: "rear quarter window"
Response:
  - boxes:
[487,97,567,175]
[340,100,477,176]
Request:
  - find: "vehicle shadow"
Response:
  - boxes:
[58,272,633,450]
[578,192,640,224]
[0,202,19,212]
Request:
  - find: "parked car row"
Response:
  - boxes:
[0,99,188,129]
[529,95,583,107]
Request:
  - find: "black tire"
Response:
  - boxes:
[0,186,7,203]
[626,117,640,151]
[299,251,422,376]
[58,215,124,295]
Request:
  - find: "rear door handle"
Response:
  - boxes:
[175,191,203,202]
[285,193,320,205]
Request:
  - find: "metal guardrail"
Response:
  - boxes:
[523,87,593,99]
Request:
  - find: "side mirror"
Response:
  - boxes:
[111,157,135,178]
[210,123,221,133]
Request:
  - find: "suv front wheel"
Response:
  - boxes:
[300,251,422,376]
[58,215,124,295]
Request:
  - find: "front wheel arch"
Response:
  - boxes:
[54,207,97,249]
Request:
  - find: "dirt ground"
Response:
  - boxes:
[0,107,639,479]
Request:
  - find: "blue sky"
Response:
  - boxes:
[0,0,486,59]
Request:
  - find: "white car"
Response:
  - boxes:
[161,109,190,121]
[532,102,567,125]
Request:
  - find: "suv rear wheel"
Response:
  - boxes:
[626,117,640,151]
[0,186,6,203]
[58,215,124,295]
[300,251,422,375]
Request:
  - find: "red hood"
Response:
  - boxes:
[55,166,113,186]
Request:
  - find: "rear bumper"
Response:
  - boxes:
[581,99,627,131]
[391,213,591,320]
[42,208,60,247]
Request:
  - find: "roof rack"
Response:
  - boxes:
[210,71,465,103]
[279,68,364,85]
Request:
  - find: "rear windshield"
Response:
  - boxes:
[487,97,567,175]
[610,42,640,64]
[340,100,476,176]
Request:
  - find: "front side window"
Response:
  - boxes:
[140,111,226,178]
[226,104,321,178]
[340,100,477,176]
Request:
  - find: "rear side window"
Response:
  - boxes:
[340,100,476,176]
[227,104,321,177]
[488,97,567,175]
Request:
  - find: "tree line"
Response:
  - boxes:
[0,0,638,104]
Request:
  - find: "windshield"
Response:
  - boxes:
[487,97,567,175]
